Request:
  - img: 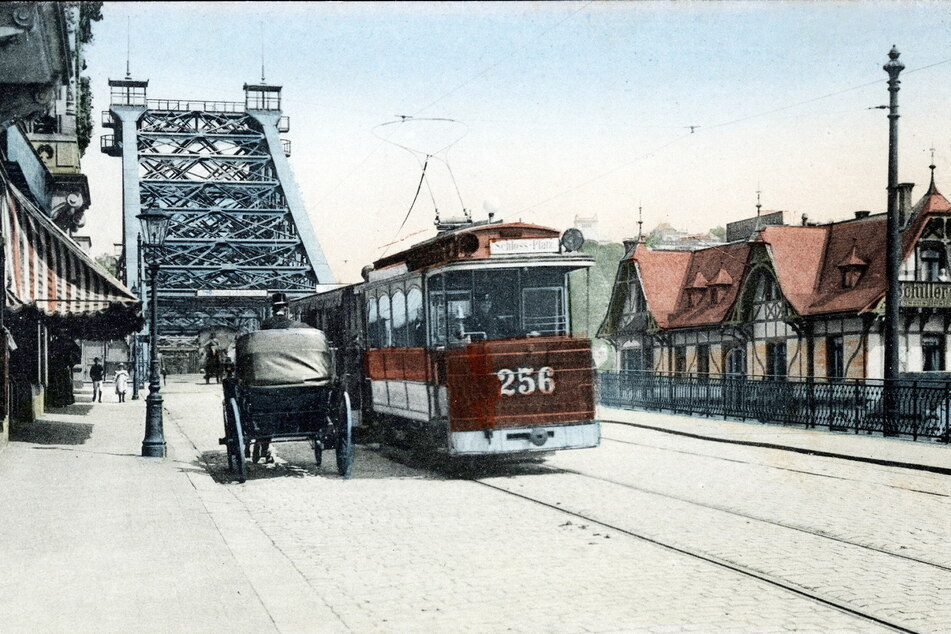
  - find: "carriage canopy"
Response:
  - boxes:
[235,328,333,387]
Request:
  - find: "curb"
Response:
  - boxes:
[602,417,951,476]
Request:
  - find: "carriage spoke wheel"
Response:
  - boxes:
[228,398,247,483]
[224,400,239,473]
[335,391,354,478]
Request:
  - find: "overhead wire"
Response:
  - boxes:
[315,2,595,232]
[382,154,430,258]
[516,53,951,218]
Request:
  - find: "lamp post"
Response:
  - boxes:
[131,233,142,400]
[883,46,904,436]
[137,210,170,457]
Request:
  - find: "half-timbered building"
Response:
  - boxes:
[600,171,951,383]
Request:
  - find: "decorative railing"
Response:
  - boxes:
[597,371,951,442]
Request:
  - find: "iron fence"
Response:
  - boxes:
[597,371,951,442]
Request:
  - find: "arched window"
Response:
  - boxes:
[406,287,425,347]
[366,297,379,348]
[378,294,392,348]
[391,289,407,347]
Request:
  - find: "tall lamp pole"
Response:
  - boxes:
[137,211,170,457]
[131,233,142,400]
[883,46,904,435]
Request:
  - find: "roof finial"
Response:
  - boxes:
[637,202,644,242]
[929,145,937,193]
[756,183,762,217]
[260,22,266,83]
[125,16,131,79]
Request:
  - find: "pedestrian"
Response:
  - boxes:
[161,362,168,386]
[114,363,129,403]
[89,357,104,403]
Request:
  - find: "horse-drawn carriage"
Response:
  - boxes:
[219,328,354,482]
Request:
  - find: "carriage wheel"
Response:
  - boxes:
[229,398,247,483]
[335,391,354,478]
[223,399,238,472]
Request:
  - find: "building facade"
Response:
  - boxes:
[600,173,951,383]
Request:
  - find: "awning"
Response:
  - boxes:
[2,174,142,337]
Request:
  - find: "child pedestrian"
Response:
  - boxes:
[89,357,104,403]
[114,363,129,403]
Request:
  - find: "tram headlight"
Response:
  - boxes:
[560,228,584,252]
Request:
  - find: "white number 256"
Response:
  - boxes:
[497,367,555,396]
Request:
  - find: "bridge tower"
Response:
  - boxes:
[101,77,335,341]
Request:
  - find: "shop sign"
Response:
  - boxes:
[900,281,951,308]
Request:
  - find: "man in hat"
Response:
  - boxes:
[260,292,310,330]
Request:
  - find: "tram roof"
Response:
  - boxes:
[371,221,572,274]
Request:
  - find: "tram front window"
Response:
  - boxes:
[429,268,568,345]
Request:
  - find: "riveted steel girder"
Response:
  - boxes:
[109,91,334,337]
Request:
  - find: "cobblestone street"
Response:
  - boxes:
[164,377,950,632]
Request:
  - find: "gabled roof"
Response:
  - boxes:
[664,242,752,328]
[614,180,951,332]
[628,244,692,329]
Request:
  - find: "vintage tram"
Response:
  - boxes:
[291,219,600,457]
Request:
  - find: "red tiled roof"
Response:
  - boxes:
[623,183,951,332]
[757,225,827,315]
[629,244,692,329]
[667,242,752,328]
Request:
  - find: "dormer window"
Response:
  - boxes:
[708,267,733,304]
[837,241,869,289]
[919,245,945,282]
[685,272,708,308]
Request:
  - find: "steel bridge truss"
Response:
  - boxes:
[105,79,335,339]
[139,108,315,288]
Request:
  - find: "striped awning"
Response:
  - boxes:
[2,179,138,316]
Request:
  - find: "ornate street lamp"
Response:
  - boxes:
[137,210,170,457]
[883,46,904,436]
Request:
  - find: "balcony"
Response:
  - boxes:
[281,139,291,157]
[101,110,116,128]
[100,134,121,157]
[277,116,290,133]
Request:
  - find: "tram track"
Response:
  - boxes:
[472,477,923,634]
[554,464,951,573]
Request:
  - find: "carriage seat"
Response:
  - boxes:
[235,328,334,388]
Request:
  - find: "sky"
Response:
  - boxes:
[80,1,951,283]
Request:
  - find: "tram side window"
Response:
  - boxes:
[378,294,392,347]
[406,287,425,347]
[366,298,379,348]
[391,290,407,347]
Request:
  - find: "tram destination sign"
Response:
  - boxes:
[489,237,560,256]
[900,281,951,308]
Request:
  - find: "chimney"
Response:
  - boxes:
[897,182,914,227]
[854,210,871,219]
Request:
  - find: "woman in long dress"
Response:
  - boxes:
[114,363,130,403]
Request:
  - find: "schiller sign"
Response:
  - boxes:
[900,282,951,308]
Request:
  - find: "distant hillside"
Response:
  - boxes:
[568,240,626,370]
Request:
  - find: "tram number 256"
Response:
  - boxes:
[497,367,555,396]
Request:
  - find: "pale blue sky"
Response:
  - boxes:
[82,1,951,281]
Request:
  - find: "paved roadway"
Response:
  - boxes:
[167,376,951,633]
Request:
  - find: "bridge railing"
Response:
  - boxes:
[145,99,245,113]
[597,370,951,442]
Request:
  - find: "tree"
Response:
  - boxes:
[709,226,726,240]
[94,253,118,277]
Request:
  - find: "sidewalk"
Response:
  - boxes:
[599,405,951,475]
[0,382,277,633]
